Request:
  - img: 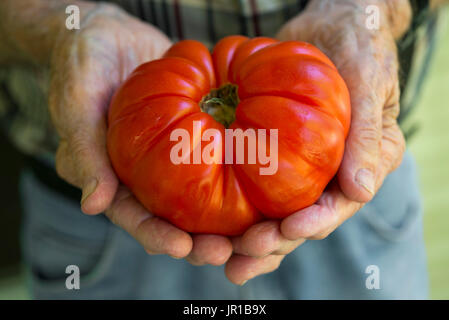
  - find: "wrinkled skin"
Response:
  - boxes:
[223,0,410,284]
[47,0,410,285]
[49,5,231,262]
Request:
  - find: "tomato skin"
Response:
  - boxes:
[211,35,248,86]
[228,37,278,83]
[107,36,351,235]
[164,40,216,88]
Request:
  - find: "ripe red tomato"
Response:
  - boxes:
[107,36,351,236]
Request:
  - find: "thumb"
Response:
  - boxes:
[55,120,118,215]
[337,92,382,203]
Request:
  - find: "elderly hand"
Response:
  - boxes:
[49,4,233,265]
[224,0,411,285]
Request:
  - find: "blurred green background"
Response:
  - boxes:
[0,7,448,300]
[407,7,449,300]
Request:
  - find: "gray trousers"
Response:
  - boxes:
[20,151,428,299]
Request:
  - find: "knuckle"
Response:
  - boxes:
[353,125,382,146]
[104,195,125,227]
[69,134,91,159]
[213,254,231,266]
[383,103,400,121]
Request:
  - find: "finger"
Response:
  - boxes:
[225,254,285,285]
[106,186,193,258]
[278,16,394,204]
[271,238,306,255]
[233,237,303,257]
[281,182,362,241]
[55,124,119,215]
[377,123,406,181]
[186,235,233,266]
[337,56,386,203]
[380,83,405,176]
[232,221,305,257]
[49,54,121,215]
[281,123,405,241]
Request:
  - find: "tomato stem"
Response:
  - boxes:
[199,83,239,127]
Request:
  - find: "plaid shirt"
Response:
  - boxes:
[0,0,437,160]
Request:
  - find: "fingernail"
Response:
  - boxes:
[81,178,98,204]
[355,169,375,195]
[240,280,247,286]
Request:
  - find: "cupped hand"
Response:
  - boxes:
[224,0,410,285]
[49,4,232,264]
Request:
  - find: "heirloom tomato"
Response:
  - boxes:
[107,35,351,236]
